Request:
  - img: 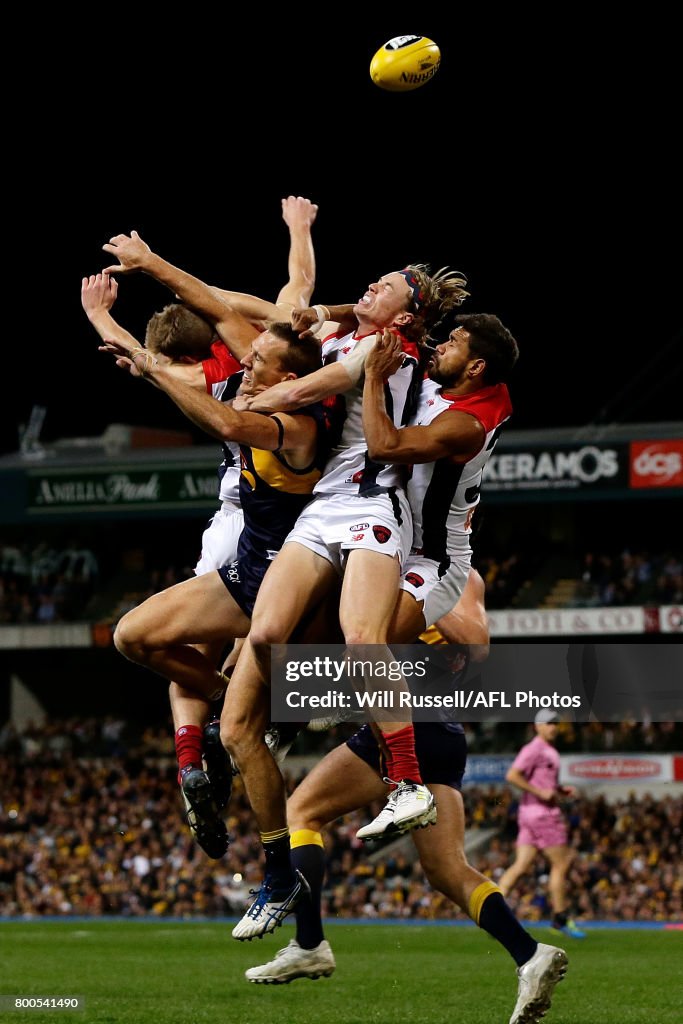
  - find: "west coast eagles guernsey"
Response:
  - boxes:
[213,371,329,558]
[408,379,512,563]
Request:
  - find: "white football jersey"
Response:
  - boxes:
[211,374,242,508]
[314,330,422,497]
[408,377,512,562]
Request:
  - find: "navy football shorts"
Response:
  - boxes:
[217,555,268,618]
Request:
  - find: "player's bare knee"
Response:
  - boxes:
[220,717,257,763]
[113,613,147,662]
[249,617,287,653]
[421,852,466,895]
[287,793,319,832]
[343,629,385,647]
[220,718,241,757]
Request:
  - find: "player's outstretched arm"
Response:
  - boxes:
[98,336,214,390]
[245,328,376,413]
[81,273,139,350]
[113,356,317,454]
[275,195,318,309]
[102,231,258,360]
[210,197,319,326]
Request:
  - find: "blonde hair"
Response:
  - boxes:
[402,264,469,345]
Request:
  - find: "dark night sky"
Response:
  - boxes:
[5,17,681,456]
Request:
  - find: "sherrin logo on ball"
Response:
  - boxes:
[370,35,441,92]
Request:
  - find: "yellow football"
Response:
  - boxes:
[370,35,441,92]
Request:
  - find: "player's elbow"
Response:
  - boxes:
[216,424,236,444]
[366,438,396,461]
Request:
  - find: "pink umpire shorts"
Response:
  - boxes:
[517,809,568,849]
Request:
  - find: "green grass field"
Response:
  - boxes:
[1,921,681,1024]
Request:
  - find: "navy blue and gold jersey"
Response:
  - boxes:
[215,386,329,616]
[237,402,329,558]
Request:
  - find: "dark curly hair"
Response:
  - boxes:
[455,313,519,384]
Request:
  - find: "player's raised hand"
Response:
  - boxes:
[281,195,318,230]
[365,328,404,379]
[98,335,135,358]
[99,337,155,380]
[102,230,152,274]
[81,272,118,316]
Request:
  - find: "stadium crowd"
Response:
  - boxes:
[0,542,99,624]
[3,539,681,626]
[1,719,680,922]
[575,549,682,608]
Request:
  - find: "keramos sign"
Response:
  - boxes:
[482,444,626,493]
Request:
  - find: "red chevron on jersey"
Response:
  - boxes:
[202,339,242,390]
[443,383,512,435]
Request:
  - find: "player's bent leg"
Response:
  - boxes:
[169,638,232,859]
[223,640,308,941]
[388,588,427,643]
[341,551,435,839]
[412,786,566,1023]
[288,742,390,832]
[114,572,250,698]
[248,542,338,677]
[410,784,477,908]
[220,639,273,822]
[245,744,387,981]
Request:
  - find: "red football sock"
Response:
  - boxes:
[382,725,422,784]
[175,724,203,782]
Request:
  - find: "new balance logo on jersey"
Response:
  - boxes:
[373,526,392,544]
[352,533,365,541]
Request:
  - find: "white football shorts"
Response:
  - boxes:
[400,551,471,628]
[194,503,244,576]
[284,491,412,574]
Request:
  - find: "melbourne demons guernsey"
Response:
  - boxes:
[211,373,242,508]
[409,378,512,563]
[313,330,422,498]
